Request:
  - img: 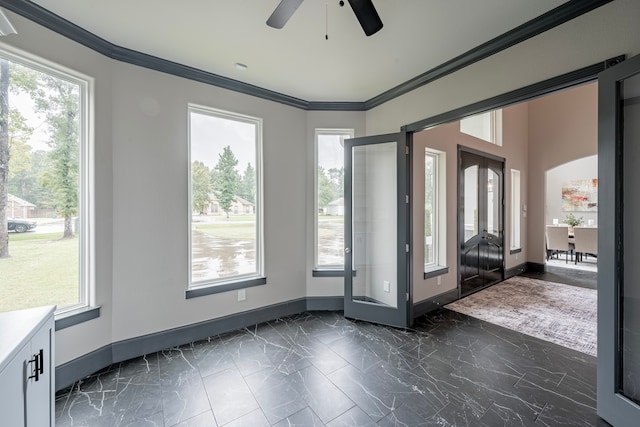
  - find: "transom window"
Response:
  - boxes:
[460,110,503,145]
[188,105,263,288]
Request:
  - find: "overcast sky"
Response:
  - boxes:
[11,90,50,152]
[318,134,346,171]
[190,111,255,172]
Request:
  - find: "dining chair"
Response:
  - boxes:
[546,225,571,263]
[573,226,598,264]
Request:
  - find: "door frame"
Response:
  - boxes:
[398,57,619,310]
[343,132,411,328]
[457,146,505,297]
[597,52,640,425]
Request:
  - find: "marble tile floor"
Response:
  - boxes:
[55,307,610,427]
[519,264,597,290]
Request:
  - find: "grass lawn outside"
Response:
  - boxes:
[195,222,257,240]
[318,215,344,239]
[0,232,79,313]
[194,215,258,240]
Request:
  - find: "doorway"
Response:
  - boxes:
[458,148,505,296]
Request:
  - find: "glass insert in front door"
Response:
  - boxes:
[459,150,504,297]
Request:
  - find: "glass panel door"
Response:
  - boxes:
[344,133,409,328]
[597,53,640,425]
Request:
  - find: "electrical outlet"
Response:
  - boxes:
[515,254,519,260]
[383,280,390,293]
[437,276,442,286]
[238,289,246,301]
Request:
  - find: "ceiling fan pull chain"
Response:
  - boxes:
[325,3,328,40]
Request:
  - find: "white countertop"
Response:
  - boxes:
[0,305,55,373]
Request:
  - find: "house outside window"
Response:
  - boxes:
[188,105,263,288]
[315,129,353,270]
[0,47,92,316]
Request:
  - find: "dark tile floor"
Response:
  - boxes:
[55,297,608,426]
[520,264,597,290]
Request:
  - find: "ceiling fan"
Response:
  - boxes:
[267,0,383,37]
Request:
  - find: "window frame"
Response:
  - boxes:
[0,43,95,321]
[424,151,439,268]
[313,128,354,273]
[510,168,522,251]
[186,104,265,295]
[424,147,447,277]
[460,109,503,146]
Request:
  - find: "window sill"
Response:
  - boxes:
[510,248,522,254]
[423,266,449,280]
[312,269,357,278]
[186,276,267,299]
[55,306,101,331]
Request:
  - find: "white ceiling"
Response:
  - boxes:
[28,0,568,102]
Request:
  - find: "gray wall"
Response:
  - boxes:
[1,0,639,367]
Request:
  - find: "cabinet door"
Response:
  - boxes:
[0,345,31,426]
[26,320,53,427]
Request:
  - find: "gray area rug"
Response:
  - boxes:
[445,276,597,357]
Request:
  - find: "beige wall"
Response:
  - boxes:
[527,83,598,263]
[412,102,529,303]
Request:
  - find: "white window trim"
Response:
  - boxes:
[424,148,447,273]
[187,104,264,290]
[460,109,503,146]
[425,151,438,268]
[314,128,353,271]
[0,42,95,317]
[510,169,522,251]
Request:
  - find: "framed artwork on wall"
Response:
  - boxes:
[561,178,598,211]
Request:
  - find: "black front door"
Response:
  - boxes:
[459,148,504,296]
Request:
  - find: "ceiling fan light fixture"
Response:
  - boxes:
[347,0,383,36]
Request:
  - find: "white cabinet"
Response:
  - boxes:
[0,306,55,427]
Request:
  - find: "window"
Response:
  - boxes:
[188,105,263,290]
[425,152,438,267]
[460,109,503,145]
[425,148,446,274]
[511,169,521,251]
[0,47,92,316]
[315,129,353,270]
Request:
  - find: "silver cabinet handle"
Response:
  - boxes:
[345,248,351,253]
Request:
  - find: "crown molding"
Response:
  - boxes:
[365,0,614,109]
[0,0,613,111]
[402,55,625,133]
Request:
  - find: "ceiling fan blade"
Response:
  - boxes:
[267,0,304,29]
[347,0,383,36]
